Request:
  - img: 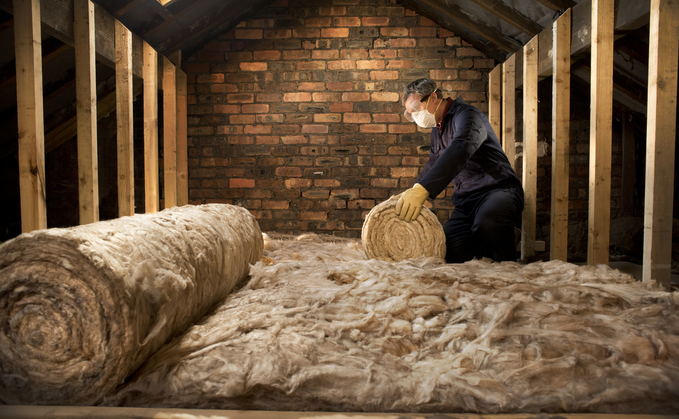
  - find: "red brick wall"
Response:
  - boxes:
[185,0,493,237]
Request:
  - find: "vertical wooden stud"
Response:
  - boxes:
[643,0,679,288]
[488,65,502,137]
[522,36,538,260]
[587,0,614,265]
[162,56,177,209]
[13,0,47,232]
[550,9,571,262]
[502,53,516,172]
[115,20,134,217]
[74,0,99,225]
[143,41,159,213]
[176,69,189,207]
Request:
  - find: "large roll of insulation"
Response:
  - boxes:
[0,204,263,405]
[362,196,446,262]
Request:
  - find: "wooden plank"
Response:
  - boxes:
[468,0,543,37]
[502,53,516,172]
[587,0,614,266]
[162,56,177,209]
[642,0,679,288]
[2,406,679,419]
[13,0,46,233]
[515,0,650,87]
[74,0,99,225]
[550,9,571,262]
[488,65,502,137]
[0,0,143,77]
[143,40,159,214]
[176,68,188,206]
[521,36,538,260]
[115,19,134,217]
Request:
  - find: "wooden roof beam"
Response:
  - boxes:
[468,0,544,37]
[535,0,577,12]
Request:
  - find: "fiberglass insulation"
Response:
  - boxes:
[0,204,263,405]
[106,233,679,413]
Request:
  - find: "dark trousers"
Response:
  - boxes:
[444,183,524,263]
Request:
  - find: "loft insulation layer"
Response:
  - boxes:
[105,233,679,413]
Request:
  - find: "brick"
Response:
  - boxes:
[283,92,312,102]
[229,178,255,188]
[441,80,471,91]
[211,102,240,114]
[262,200,290,210]
[286,178,313,188]
[389,124,417,134]
[292,28,321,38]
[363,17,389,26]
[225,135,252,144]
[316,156,342,166]
[391,167,419,177]
[370,70,399,80]
[282,50,311,60]
[257,93,283,102]
[328,60,356,70]
[300,211,328,220]
[298,82,326,91]
[242,104,269,113]
[333,17,360,26]
[381,27,408,37]
[256,136,280,144]
[197,51,224,62]
[303,189,330,199]
[386,60,414,69]
[340,49,369,59]
[344,113,371,123]
[341,92,370,101]
[244,125,272,134]
[239,62,266,71]
[373,113,400,123]
[356,60,385,69]
[321,28,349,37]
[371,92,399,101]
[348,200,375,209]
[410,27,437,37]
[234,29,262,39]
[387,38,416,48]
[460,70,483,80]
[264,29,291,39]
[327,82,354,91]
[281,135,307,144]
[197,74,224,83]
[457,47,484,57]
[273,125,301,134]
[253,50,282,60]
[418,38,444,47]
[230,115,256,124]
[249,18,275,28]
[297,61,326,70]
[359,124,387,133]
[245,189,273,199]
[314,114,342,123]
[302,125,329,134]
[276,167,302,177]
[314,179,341,187]
[188,126,214,135]
[330,102,353,112]
[474,58,495,69]
[210,83,238,93]
[371,178,399,188]
[312,50,340,60]
[330,189,359,200]
[226,93,254,103]
[306,17,332,26]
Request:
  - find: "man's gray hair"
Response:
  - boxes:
[402,78,441,106]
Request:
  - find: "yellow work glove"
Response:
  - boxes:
[395,183,430,222]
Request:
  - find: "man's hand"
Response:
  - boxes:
[395,183,430,221]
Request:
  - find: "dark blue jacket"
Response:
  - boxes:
[415,98,521,206]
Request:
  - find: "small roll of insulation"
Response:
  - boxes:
[362,196,446,262]
[0,204,263,405]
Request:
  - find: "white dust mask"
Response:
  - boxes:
[411,94,442,129]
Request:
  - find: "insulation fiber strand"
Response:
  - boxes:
[0,204,263,405]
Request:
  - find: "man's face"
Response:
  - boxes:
[403,94,436,122]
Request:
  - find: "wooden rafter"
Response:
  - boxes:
[468,0,543,37]
[535,0,577,12]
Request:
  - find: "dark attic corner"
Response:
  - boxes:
[0,0,678,416]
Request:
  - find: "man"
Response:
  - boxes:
[395,78,524,263]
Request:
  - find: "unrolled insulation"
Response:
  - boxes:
[105,233,679,413]
[0,204,263,405]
